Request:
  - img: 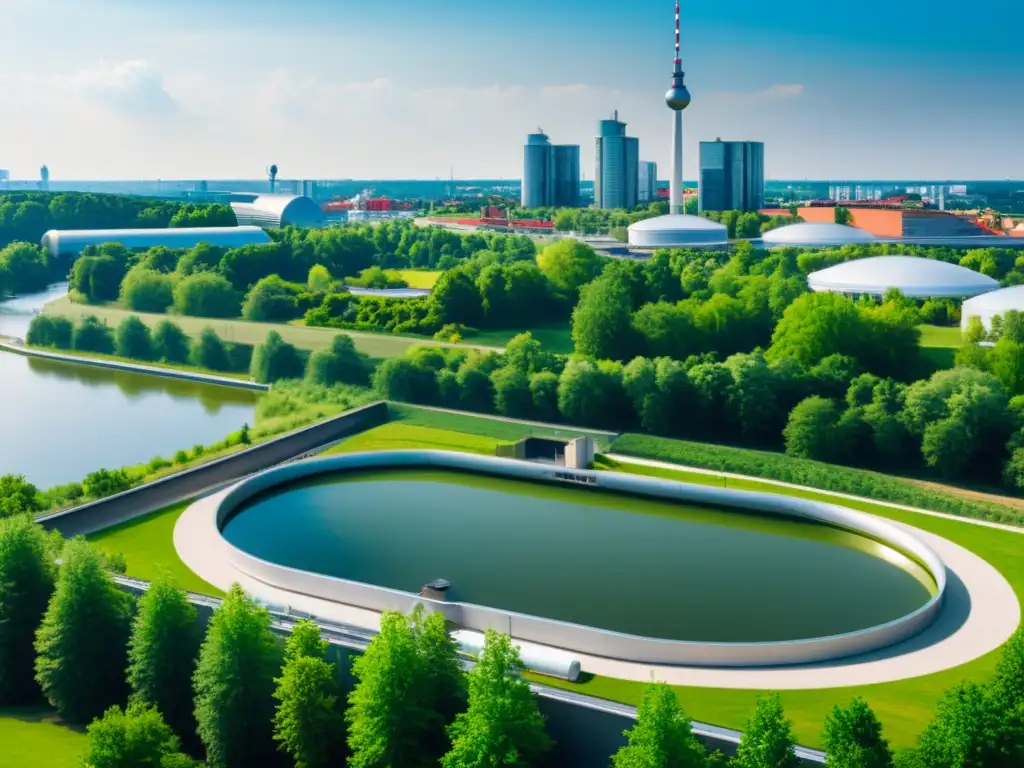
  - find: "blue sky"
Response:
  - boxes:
[0,0,1020,180]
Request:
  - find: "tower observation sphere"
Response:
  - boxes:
[666,85,690,111]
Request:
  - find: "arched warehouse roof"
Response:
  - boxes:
[627,214,728,249]
[961,285,1024,331]
[808,255,999,299]
[230,194,325,229]
[761,222,877,247]
[41,226,271,259]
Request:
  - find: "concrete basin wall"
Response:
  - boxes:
[214,450,947,668]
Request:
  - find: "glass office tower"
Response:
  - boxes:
[698,139,765,212]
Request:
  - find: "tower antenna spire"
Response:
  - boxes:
[665,0,690,215]
[675,0,680,63]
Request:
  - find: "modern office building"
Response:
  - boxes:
[594,111,639,210]
[521,131,580,208]
[698,139,765,212]
[638,162,658,204]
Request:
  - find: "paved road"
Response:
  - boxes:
[113,573,826,765]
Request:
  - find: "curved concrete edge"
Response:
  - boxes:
[0,340,269,391]
[174,475,1020,690]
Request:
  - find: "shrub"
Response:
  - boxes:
[72,315,115,354]
[190,327,229,371]
[305,334,371,387]
[120,266,174,313]
[250,331,304,384]
[173,273,240,318]
[25,315,73,349]
[152,320,191,364]
[82,468,133,498]
[114,316,155,361]
[241,275,304,322]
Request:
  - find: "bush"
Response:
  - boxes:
[73,315,115,354]
[241,275,304,322]
[305,334,371,387]
[120,266,174,313]
[190,327,229,371]
[250,330,304,384]
[25,315,74,349]
[82,468,134,498]
[114,316,155,361]
[173,272,240,318]
[152,320,190,364]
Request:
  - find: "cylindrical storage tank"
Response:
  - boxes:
[452,630,582,682]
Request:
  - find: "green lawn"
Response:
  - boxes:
[388,403,616,449]
[325,422,506,455]
[465,323,574,354]
[43,296,494,360]
[0,708,86,768]
[527,456,1024,751]
[918,323,962,370]
[87,500,222,596]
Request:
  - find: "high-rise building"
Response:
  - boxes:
[698,139,765,212]
[521,131,580,208]
[594,111,639,210]
[0,169,9,182]
[638,161,658,203]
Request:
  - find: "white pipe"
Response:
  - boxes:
[453,629,583,682]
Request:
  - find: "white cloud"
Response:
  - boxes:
[50,60,179,117]
[707,83,806,105]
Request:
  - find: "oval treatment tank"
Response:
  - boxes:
[221,468,935,644]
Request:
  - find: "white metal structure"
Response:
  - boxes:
[40,226,271,258]
[961,284,1024,331]
[761,222,877,247]
[808,255,999,298]
[627,214,728,248]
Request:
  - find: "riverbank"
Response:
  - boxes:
[0,340,268,391]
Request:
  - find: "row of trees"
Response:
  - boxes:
[0,191,234,249]
[4,513,1021,767]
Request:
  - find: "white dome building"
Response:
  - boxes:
[761,222,877,248]
[808,255,999,299]
[627,214,728,249]
[961,285,1024,332]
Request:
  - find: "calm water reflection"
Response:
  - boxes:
[0,287,258,488]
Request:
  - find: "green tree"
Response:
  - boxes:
[373,356,438,404]
[530,370,560,422]
[909,682,1018,768]
[571,274,637,360]
[251,330,304,383]
[413,607,468,760]
[152,320,191,364]
[783,396,849,462]
[25,314,74,348]
[127,572,201,746]
[834,207,853,225]
[307,264,334,293]
[83,702,189,768]
[73,315,116,354]
[612,683,708,768]
[733,694,799,768]
[536,239,602,298]
[347,611,431,768]
[120,266,175,313]
[442,630,550,768]
[242,275,303,322]
[193,584,279,768]
[0,474,42,517]
[491,366,533,418]
[34,538,134,723]
[0,515,55,705]
[115,315,156,361]
[822,698,893,768]
[189,327,230,371]
[305,333,371,386]
[272,620,343,768]
[173,272,240,318]
[431,269,483,328]
[503,332,555,375]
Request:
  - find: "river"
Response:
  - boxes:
[0,285,259,489]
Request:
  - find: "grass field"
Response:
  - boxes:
[527,455,1024,750]
[88,500,222,595]
[0,709,85,768]
[43,296,495,360]
[466,323,574,355]
[325,422,506,455]
[918,323,962,369]
[388,403,617,449]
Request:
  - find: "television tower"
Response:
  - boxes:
[665,0,691,215]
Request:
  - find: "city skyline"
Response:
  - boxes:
[1,0,1021,181]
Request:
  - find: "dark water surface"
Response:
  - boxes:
[0,286,258,488]
[222,468,935,642]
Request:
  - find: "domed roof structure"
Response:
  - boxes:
[761,222,877,247]
[961,284,1024,332]
[230,194,325,229]
[628,214,728,249]
[808,255,999,299]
